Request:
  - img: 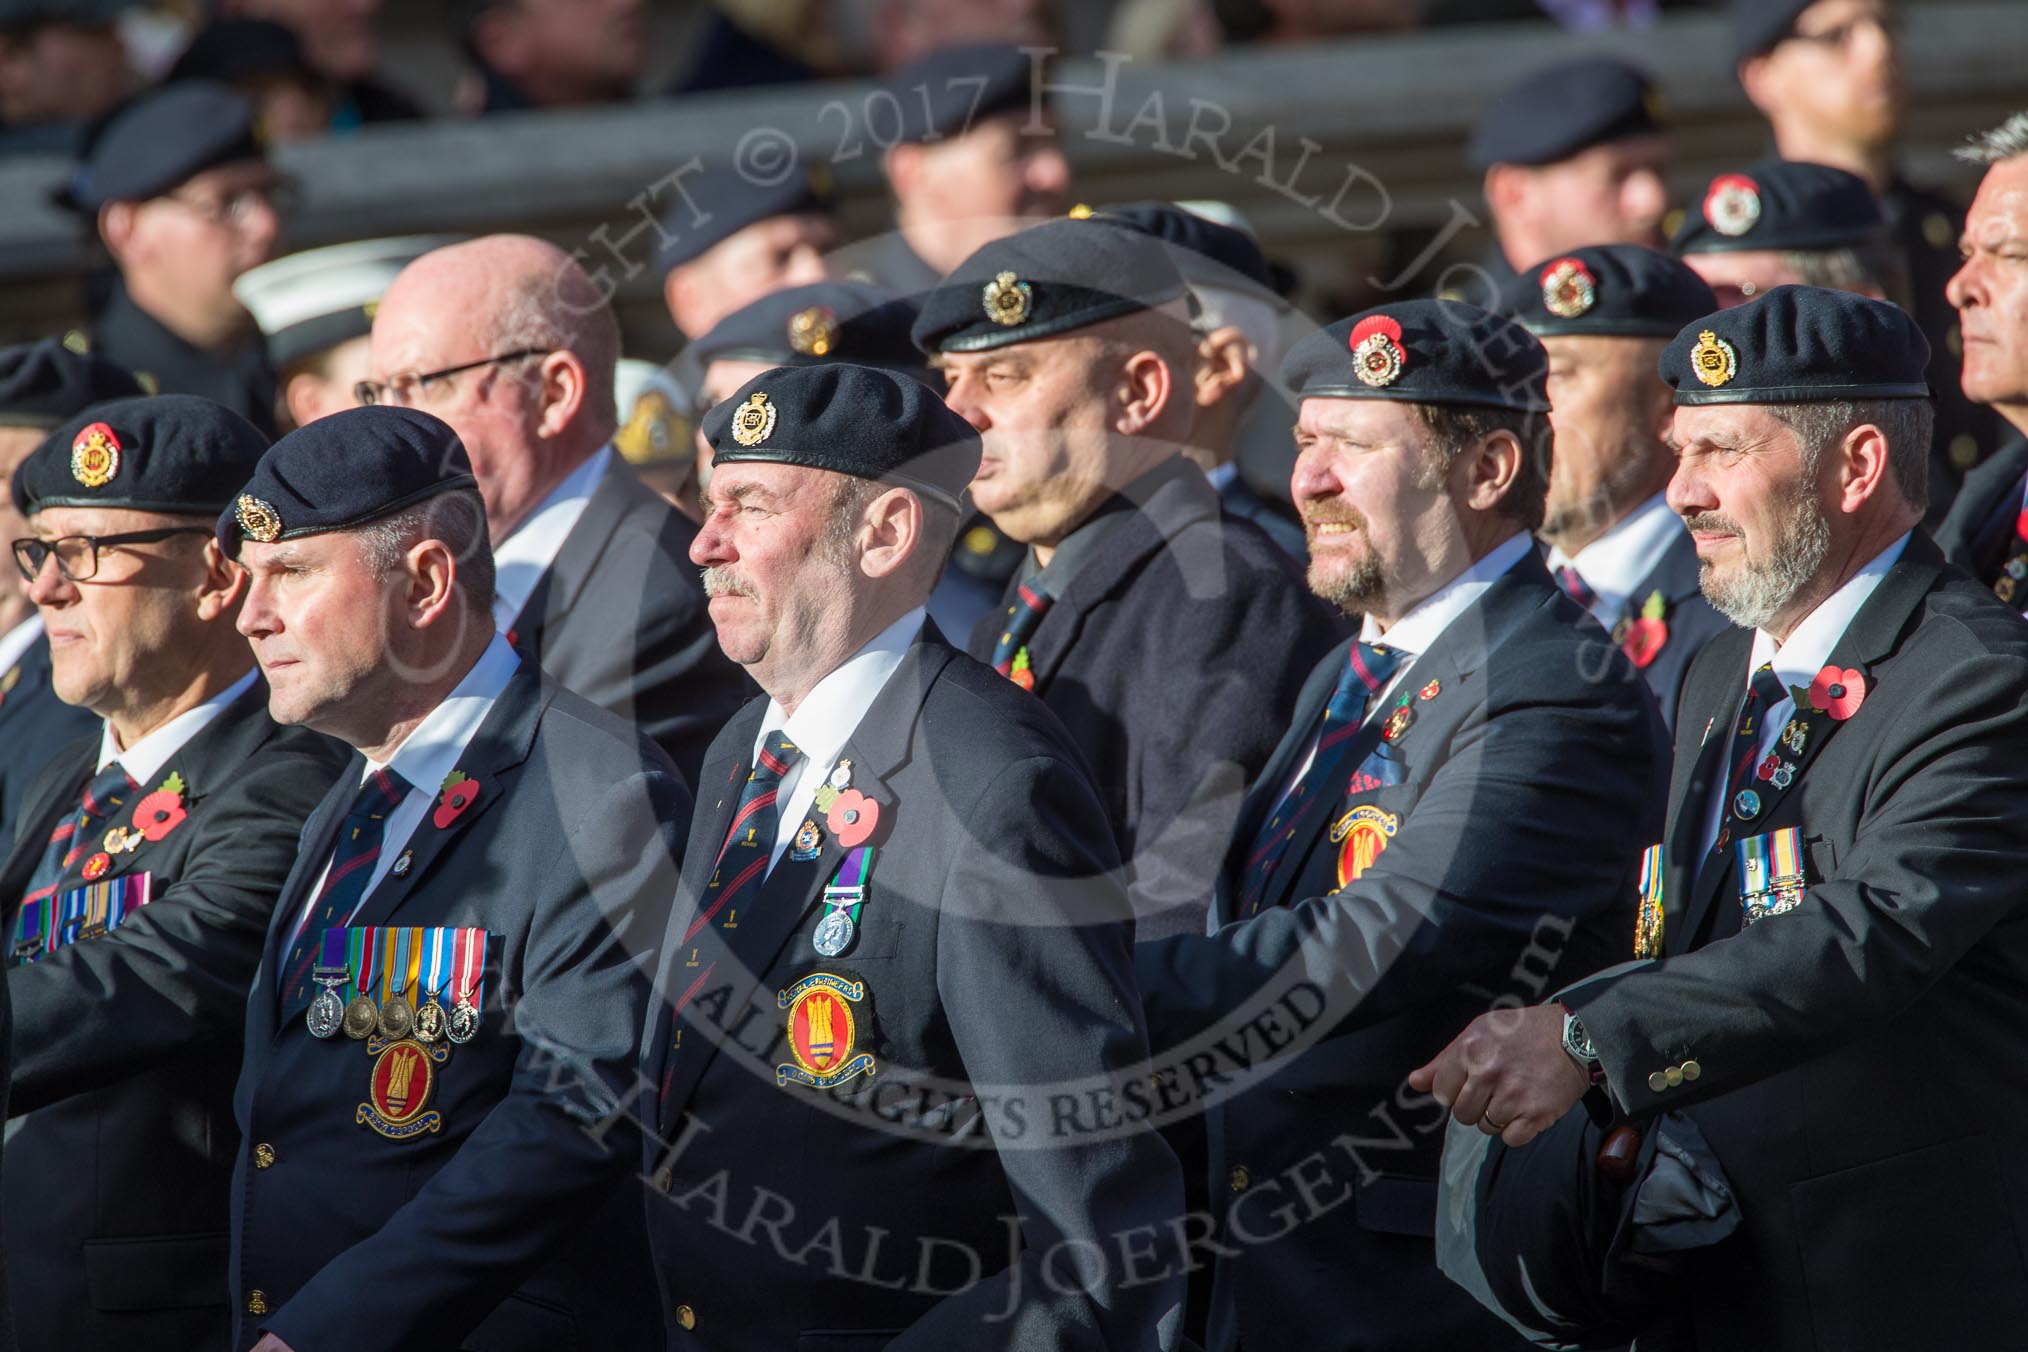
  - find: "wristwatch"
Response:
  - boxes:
[1559,1002,1608,1086]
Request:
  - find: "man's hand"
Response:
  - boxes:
[251,1335,295,1352]
[1408,1003,1591,1146]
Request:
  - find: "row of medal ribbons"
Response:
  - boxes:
[14,873,153,963]
[306,925,489,1046]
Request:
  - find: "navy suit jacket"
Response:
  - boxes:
[642,624,1186,1350]
[230,664,689,1351]
[0,633,98,851]
[1935,432,2028,588]
[1136,550,1669,1352]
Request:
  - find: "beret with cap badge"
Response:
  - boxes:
[1467,56,1662,172]
[1658,284,1931,407]
[689,281,926,378]
[1671,158,1884,256]
[14,394,267,518]
[1498,244,1718,339]
[1281,299,1549,414]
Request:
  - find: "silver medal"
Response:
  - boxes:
[306,986,346,1039]
[813,909,854,958]
[447,999,480,1044]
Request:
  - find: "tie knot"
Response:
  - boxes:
[1346,641,1400,697]
[1748,663,1787,709]
[83,764,136,815]
[753,731,803,786]
[354,767,412,819]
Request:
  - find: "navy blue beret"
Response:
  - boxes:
[690,281,925,377]
[1731,0,1814,65]
[1671,158,1883,255]
[167,19,311,86]
[700,363,981,512]
[911,217,1191,354]
[0,339,145,429]
[658,160,835,269]
[14,394,267,517]
[64,81,263,211]
[1498,245,1717,339]
[887,42,1036,144]
[1467,57,1661,171]
[1085,201,1275,295]
[217,406,478,555]
[1281,300,1549,413]
[1659,285,1930,406]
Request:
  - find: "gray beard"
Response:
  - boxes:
[1698,494,1832,630]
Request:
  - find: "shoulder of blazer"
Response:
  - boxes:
[1937,435,2028,558]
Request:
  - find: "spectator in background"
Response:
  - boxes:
[67,81,286,436]
[216,0,420,125]
[667,0,830,95]
[1459,56,1671,299]
[0,0,133,156]
[459,0,649,114]
[1733,0,2003,505]
[848,42,1070,293]
[1670,158,1897,309]
[167,19,331,143]
[659,162,836,342]
[868,0,1054,69]
[610,358,695,516]
[234,234,463,432]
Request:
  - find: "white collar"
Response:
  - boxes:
[98,666,259,784]
[755,608,925,776]
[490,446,612,630]
[1359,532,1533,659]
[366,633,522,791]
[0,612,43,675]
[1546,492,1682,617]
[1749,532,1911,690]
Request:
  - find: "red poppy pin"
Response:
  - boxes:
[1807,665,1866,721]
[1755,753,1781,782]
[826,789,879,848]
[434,770,481,829]
[133,771,188,842]
[1619,590,1670,670]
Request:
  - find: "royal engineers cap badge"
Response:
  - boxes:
[730,391,777,447]
[982,270,1033,327]
[236,495,283,543]
[1690,330,1738,388]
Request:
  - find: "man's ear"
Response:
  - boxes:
[98,201,136,265]
[1459,427,1523,513]
[1833,422,1895,516]
[194,537,248,621]
[857,487,923,581]
[883,142,925,201]
[1194,326,1253,409]
[1113,349,1174,436]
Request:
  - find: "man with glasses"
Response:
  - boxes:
[65,81,290,436]
[365,233,747,784]
[1,393,347,1350]
[1732,0,2005,510]
[0,340,144,850]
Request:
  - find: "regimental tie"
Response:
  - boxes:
[13,763,136,959]
[660,731,804,1099]
[1237,642,1400,916]
[1554,564,1598,612]
[1992,505,2028,607]
[1715,662,1789,852]
[278,768,411,1012]
[991,581,1053,689]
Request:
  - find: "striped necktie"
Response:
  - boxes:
[277,768,411,1009]
[991,582,1053,689]
[1555,564,1598,611]
[1713,662,1789,854]
[1238,642,1400,916]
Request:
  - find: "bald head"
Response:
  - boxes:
[370,234,621,538]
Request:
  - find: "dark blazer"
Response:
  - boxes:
[0,632,97,851]
[1562,533,2028,1352]
[1135,549,1670,1352]
[90,280,277,438]
[967,458,1342,940]
[642,623,1187,1350]
[1613,530,1734,730]
[230,665,690,1352]
[1,677,348,1352]
[509,456,750,786]
[1934,432,2028,588]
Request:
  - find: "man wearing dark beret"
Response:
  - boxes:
[658,160,838,344]
[1418,285,2028,1351]
[1499,244,1732,723]
[1732,0,2003,495]
[844,41,1070,293]
[1133,298,1666,1352]
[641,361,1185,1348]
[1671,157,1899,310]
[1940,115,2028,602]
[70,81,288,437]
[1,393,349,1351]
[1458,55,1672,302]
[367,233,749,786]
[0,340,144,848]
[916,216,1339,940]
[222,405,687,1351]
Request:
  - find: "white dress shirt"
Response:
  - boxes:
[490,445,612,634]
[97,667,258,783]
[0,613,43,677]
[1696,532,1910,855]
[293,634,521,933]
[750,608,924,875]
[1546,492,1684,633]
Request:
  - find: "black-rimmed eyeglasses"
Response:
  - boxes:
[354,348,549,407]
[11,527,215,584]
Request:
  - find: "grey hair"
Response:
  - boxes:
[489,266,621,435]
[354,488,497,607]
[1957,112,2028,166]
[1765,398,1935,512]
